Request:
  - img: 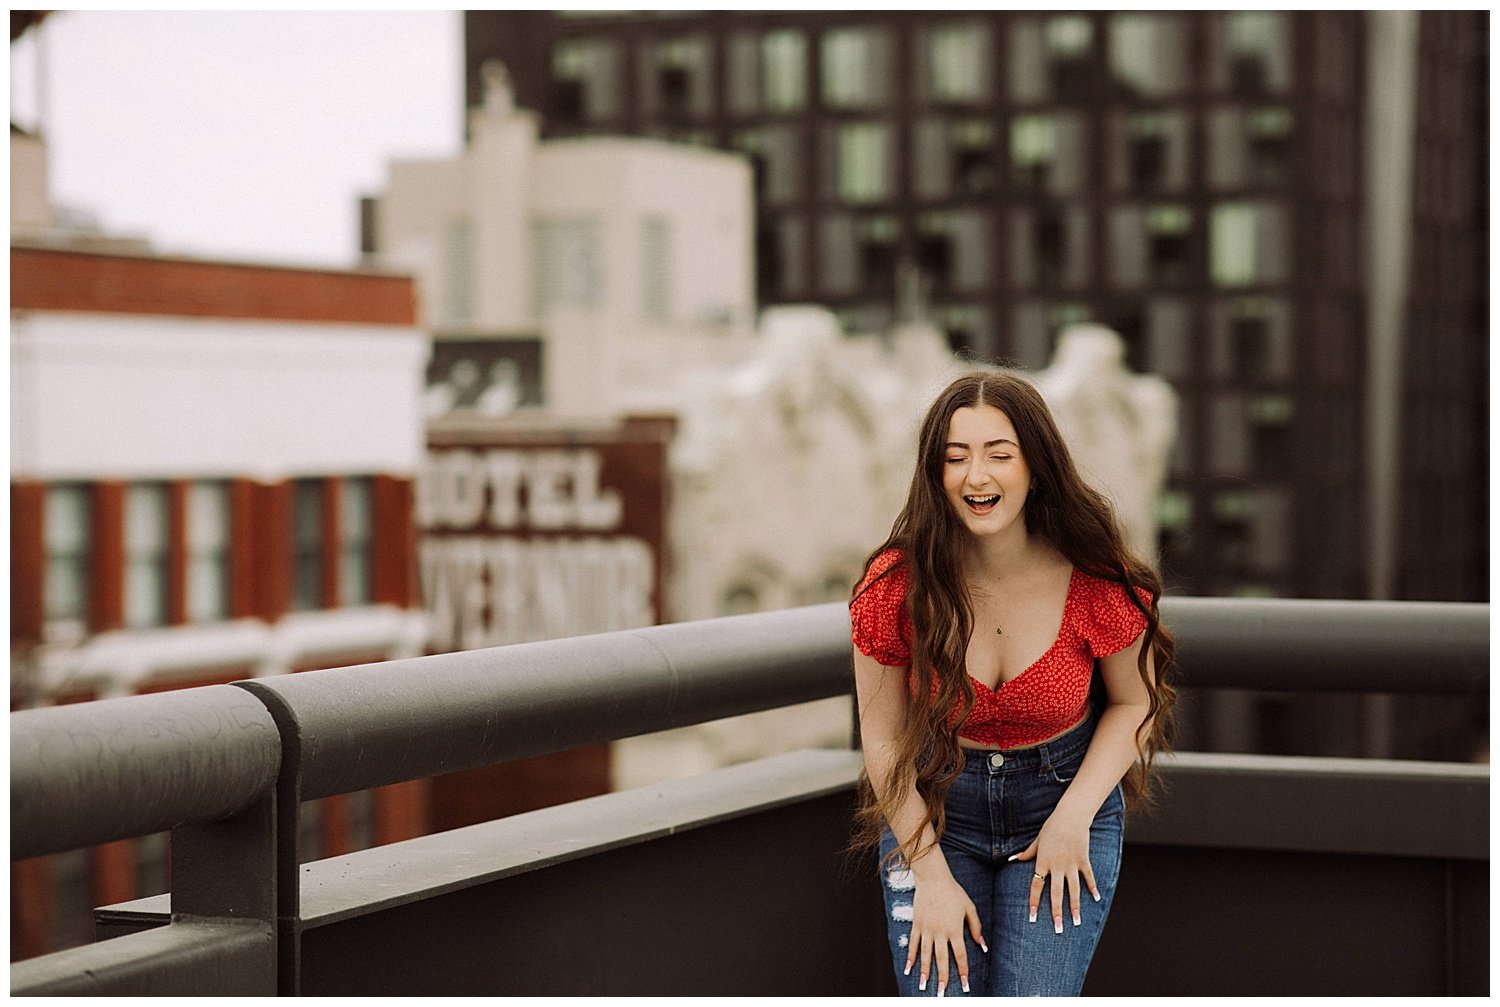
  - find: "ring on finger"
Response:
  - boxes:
[1033,872,1045,881]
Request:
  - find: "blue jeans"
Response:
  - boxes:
[878,716,1124,997]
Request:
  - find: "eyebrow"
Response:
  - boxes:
[945,438,1018,450]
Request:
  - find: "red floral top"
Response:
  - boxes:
[851,548,1149,749]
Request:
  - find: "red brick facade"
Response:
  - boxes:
[11,246,417,326]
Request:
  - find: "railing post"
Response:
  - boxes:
[11,685,280,995]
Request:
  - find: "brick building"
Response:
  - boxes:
[10,245,431,958]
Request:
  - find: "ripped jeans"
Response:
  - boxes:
[877,716,1124,997]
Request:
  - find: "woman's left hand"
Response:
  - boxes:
[1007,808,1099,933]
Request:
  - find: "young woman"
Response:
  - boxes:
[850,371,1176,997]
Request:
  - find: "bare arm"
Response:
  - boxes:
[1011,630,1155,930]
[854,648,985,994]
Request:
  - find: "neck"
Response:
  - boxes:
[962,526,1037,582]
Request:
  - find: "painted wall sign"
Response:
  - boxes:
[418,424,669,653]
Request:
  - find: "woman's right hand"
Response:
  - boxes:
[907,863,986,995]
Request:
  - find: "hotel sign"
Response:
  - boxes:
[418,423,669,653]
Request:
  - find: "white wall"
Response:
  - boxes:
[11,312,429,480]
[531,139,754,330]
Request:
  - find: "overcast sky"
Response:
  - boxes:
[10,10,464,268]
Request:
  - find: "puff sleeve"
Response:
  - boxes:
[1083,575,1152,658]
[850,549,912,668]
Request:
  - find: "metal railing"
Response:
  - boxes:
[10,596,1490,995]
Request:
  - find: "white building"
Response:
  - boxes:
[372,61,757,419]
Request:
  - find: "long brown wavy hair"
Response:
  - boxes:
[851,371,1177,869]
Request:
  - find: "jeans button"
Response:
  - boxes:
[989,752,1004,769]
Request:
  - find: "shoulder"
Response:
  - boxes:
[850,548,912,666]
[852,548,910,614]
[856,547,907,593]
[1073,570,1151,657]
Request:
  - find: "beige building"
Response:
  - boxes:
[372,61,757,419]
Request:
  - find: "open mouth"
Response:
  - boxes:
[964,494,1000,514]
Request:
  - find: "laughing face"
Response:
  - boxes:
[942,404,1033,541]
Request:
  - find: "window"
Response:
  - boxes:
[1108,14,1187,98]
[292,479,325,612]
[1211,296,1292,381]
[917,211,990,293]
[727,33,760,116]
[186,481,230,623]
[1210,201,1290,287]
[821,26,893,110]
[856,216,899,294]
[552,38,623,124]
[1109,205,1193,287]
[641,217,672,322]
[44,484,90,625]
[1011,16,1095,103]
[1143,298,1191,379]
[640,36,712,122]
[818,214,898,296]
[533,219,604,315]
[731,30,807,116]
[921,21,992,106]
[1249,395,1295,474]
[912,119,996,200]
[1211,487,1292,574]
[1209,107,1294,189]
[124,483,170,629]
[826,122,894,204]
[1147,206,1193,284]
[1111,112,1189,192]
[1211,12,1291,95]
[441,218,473,330]
[763,30,807,113]
[732,126,803,206]
[1011,205,1089,289]
[340,478,373,607]
[1246,109,1293,186]
[1009,113,1085,195]
[756,216,807,298]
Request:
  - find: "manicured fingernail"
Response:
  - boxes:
[1092,891,1101,903]
[1006,854,1018,861]
[961,976,970,993]
[904,962,912,976]
[1054,916,1063,934]
[919,976,928,992]
[1072,914,1081,927]
[937,981,946,998]
[980,939,989,954]
[1028,908,1037,923]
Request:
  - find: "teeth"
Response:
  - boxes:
[966,495,1000,506]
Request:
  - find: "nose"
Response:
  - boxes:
[965,457,988,487]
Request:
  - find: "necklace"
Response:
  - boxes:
[996,626,1003,635]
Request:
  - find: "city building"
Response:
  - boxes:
[463,10,1487,608]
[366,61,757,421]
[10,245,430,956]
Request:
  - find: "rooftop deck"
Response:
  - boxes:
[10,596,1489,995]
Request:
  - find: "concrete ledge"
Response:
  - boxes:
[11,919,274,996]
[1134,750,1489,860]
[298,747,865,928]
